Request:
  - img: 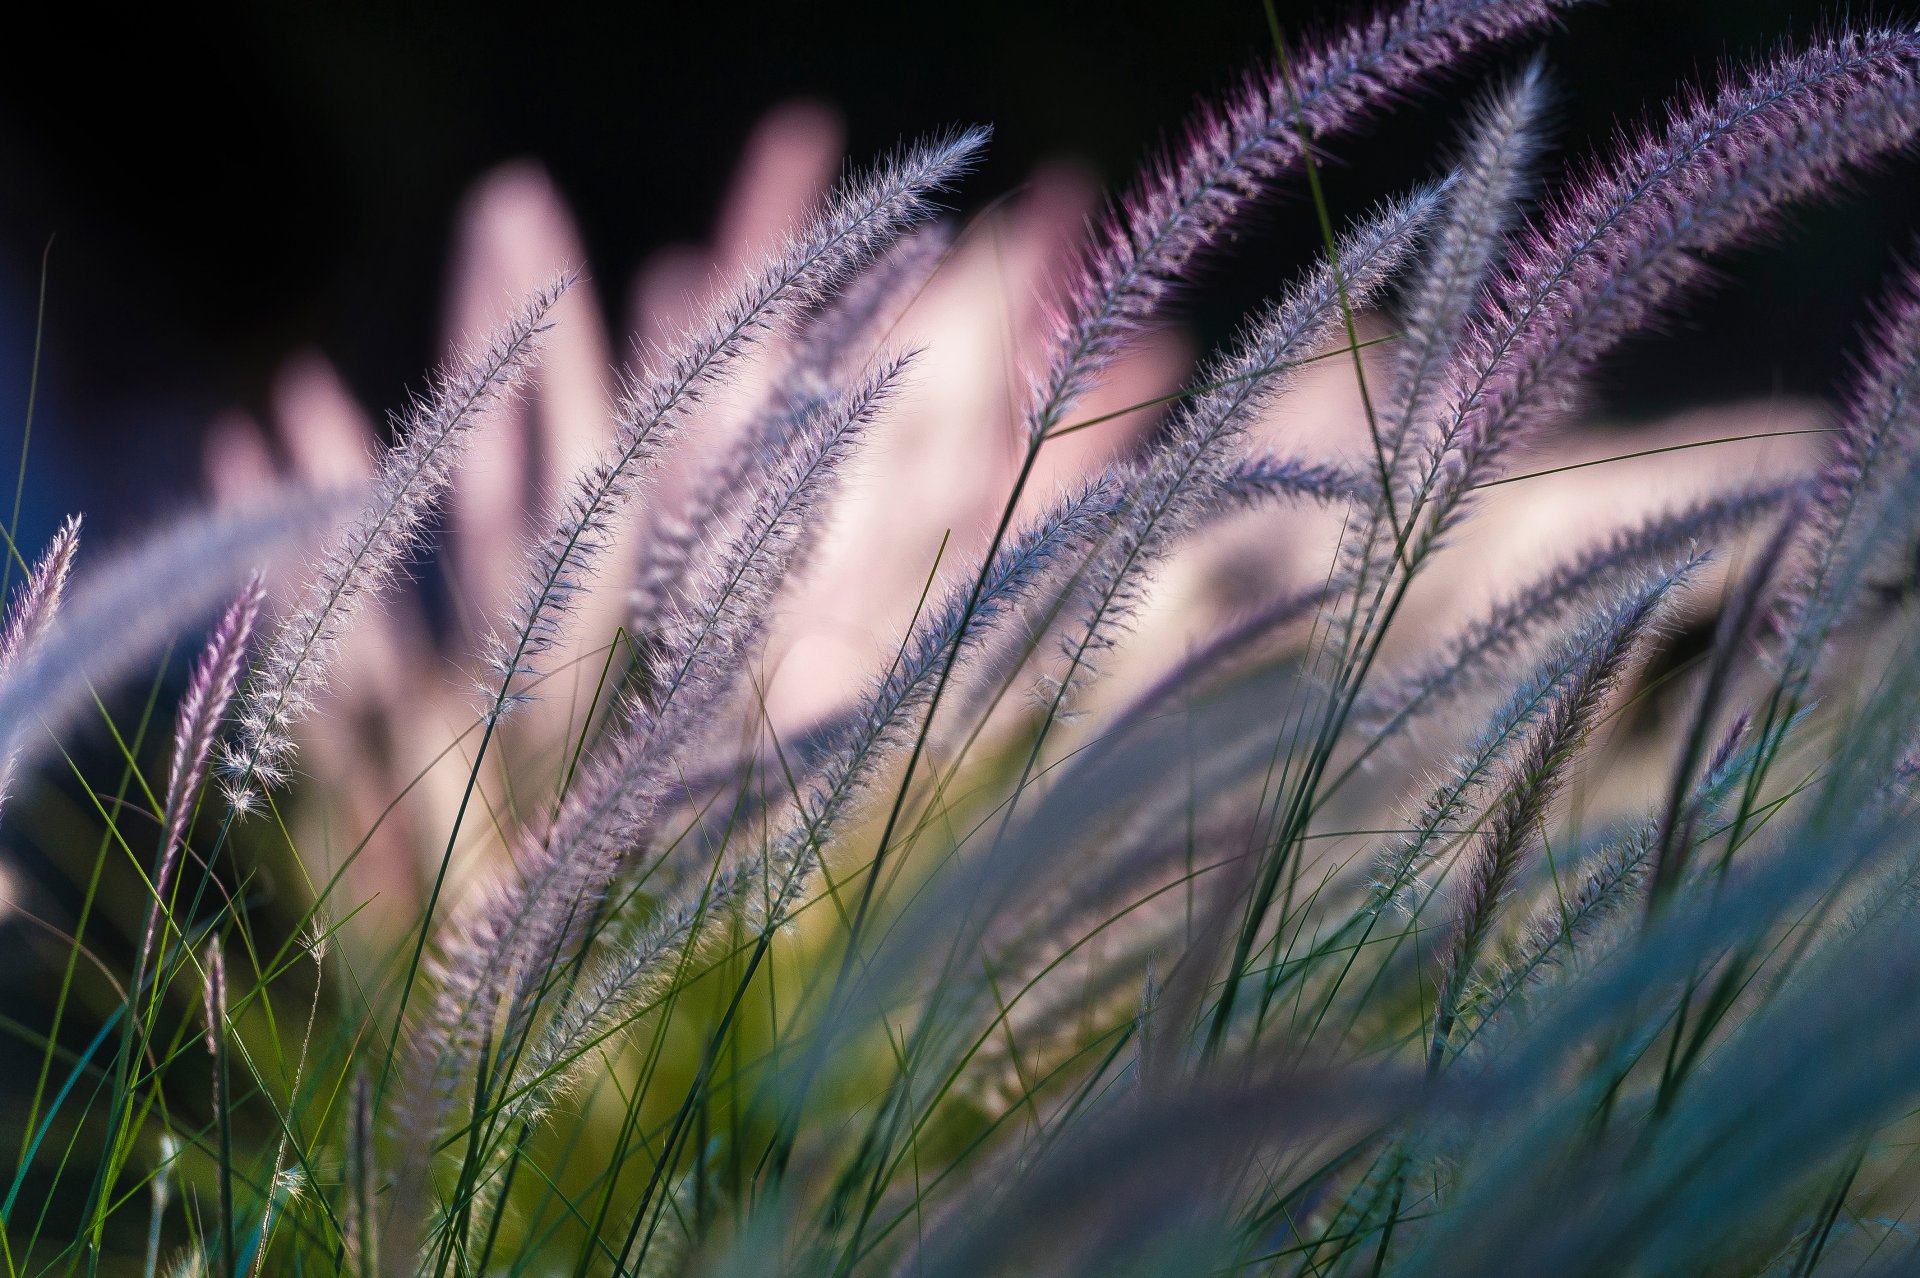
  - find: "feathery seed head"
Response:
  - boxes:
[1430,26,1920,525]
[1030,0,1574,440]
[1043,189,1438,717]
[0,516,83,815]
[486,132,986,720]
[0,515,81,674]
[223,277,569,809]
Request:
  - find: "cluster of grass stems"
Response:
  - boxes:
[11,0,1920,1273]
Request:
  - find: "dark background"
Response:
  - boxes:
[2,0,1916,545]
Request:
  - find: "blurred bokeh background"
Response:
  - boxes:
[0,6,1912,1258]
[1,0,1913,547]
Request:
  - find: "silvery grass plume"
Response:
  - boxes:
[1384,58,1550,473]
[221,279,567,810]
[1425,565,1680,1071]
[1359,481,1790,739]
[1774,252,1920,671]
[490,478,1124,1143]
[1026,0,1576,439]
[1367,561,1701,927]
[1033,188,1439,729]
[1419,26,1920,546]
[1335,59,1547,653]
[482,131,984,724]
[0,497,342,818]
[1457,711,1760,1058]
[0,515,80,817]
[412,354,916,1148]
[134,579,263,1004]
[629,228,952,648]
[1213,454,1364,509]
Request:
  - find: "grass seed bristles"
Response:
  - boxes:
[1358,482,1791,744]
[1215,454,1365,509]
[630,228,952,646]
[136,579,263,995]
[410,352,918,1166]
[1421,27,1920,542]
[1387,58,1551,472]
[1774,253,1920,674]
[483,132,984,724]
[222,278,568,809]
[1034,190,1439,735]
[1458,712,1761,1057]
[496,478,1124,1137]
[0,515,80,818]
[1027,0,1575,441]
[1425,566,1683,1072]
[1329,59,1548,675]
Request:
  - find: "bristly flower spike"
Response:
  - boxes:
[1332,58,1549,649]
[1039,189,1440,723]
[1362,482,1792,739]
[631,227,953,642]
[136,578,263,995]
[484,131,985,723]
[1386,56,1551,471]
[1027,0,1577,441]
[1426,566,1684,1072]
[222,278,568,810]
[487,476,1127,1142]
[0,515,80,672]
[1774,251,1920,657]
[0,515,81,817]
[411,353,919,1150]
[1422,26,1920,542]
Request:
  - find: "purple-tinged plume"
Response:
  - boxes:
[1362,482,1792,740]
[0,516,81,817]
[412,352,918,1150]
[1215,455,1365,509]
[1426,567,1681,1071]
[0,514,82,817]
[484,131,984,723]
[491,476,1129,1144]
[1371,557,1700,924]
[137,578,263,988]
[1335,60,1549,623]
[1041,189,1439,719]
[223,278,567,809]
[1027,0,1575,441]
[1466,711,1759,1053]
[0,515,80,672]
[1388,58,1550,471]
[1423,27,1920,539]
[631,227,953,642]
[1774,253,1920,651]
